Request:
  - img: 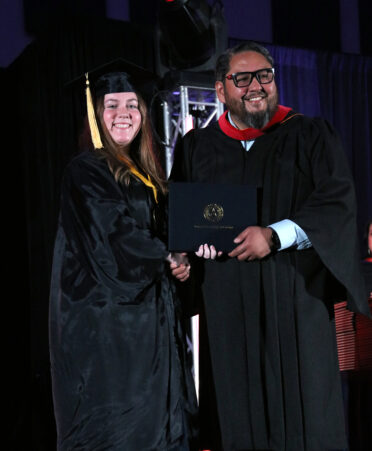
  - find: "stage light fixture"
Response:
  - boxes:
[155,0,227,75]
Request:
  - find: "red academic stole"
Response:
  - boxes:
[218,105,292,140]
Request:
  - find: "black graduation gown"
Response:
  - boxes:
[170,114,370,451]
[49,151,198,451]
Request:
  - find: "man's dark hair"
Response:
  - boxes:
[215,41,274,82]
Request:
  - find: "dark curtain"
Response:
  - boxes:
[7,23,371,449]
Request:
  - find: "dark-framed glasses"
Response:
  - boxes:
[225,68,275,88]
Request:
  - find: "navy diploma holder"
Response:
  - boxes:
[168,182,257,252]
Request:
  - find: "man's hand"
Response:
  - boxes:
[228,226,272,261]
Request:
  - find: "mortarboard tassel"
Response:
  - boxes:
[85,73,104,149]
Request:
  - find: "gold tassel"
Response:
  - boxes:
[85,73,103,149]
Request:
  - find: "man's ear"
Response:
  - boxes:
[215,81,226,104]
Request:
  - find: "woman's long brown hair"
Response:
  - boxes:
[95,93,167,195]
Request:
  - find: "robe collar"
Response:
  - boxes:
[218,105,292,141]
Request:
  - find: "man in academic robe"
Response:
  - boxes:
[170,41,370,451]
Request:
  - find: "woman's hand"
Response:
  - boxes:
[167,252,191,282]
[195,244,222,260]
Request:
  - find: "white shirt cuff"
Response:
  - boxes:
[269,219,312,251]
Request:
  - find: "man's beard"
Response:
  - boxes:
[227,89,279,129]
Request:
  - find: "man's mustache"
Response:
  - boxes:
[242,91,268,101]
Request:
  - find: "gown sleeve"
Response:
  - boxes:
[289,118,369,315]
[59,153,169,304]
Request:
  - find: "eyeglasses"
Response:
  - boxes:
[225,68,275,88]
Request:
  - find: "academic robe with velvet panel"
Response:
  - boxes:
[49,150,198,451]
[170,112,369,451]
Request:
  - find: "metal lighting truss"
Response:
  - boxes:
[161,83,224,177]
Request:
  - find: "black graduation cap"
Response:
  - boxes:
[71,58,159,149]
[85,57,158,98]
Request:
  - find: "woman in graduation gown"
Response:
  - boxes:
[49,60,198,451]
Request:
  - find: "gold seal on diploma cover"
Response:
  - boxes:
[203,203,224,222]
